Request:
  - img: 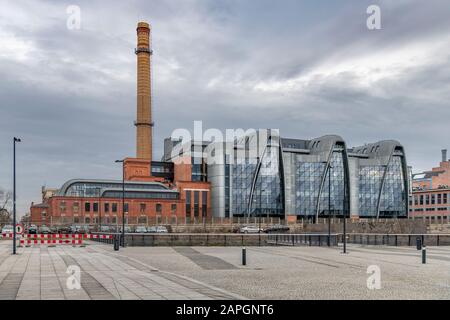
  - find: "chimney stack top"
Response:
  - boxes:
[442,149,447,163]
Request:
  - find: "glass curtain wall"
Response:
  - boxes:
[379,156,407,217]
[318,150,346,217]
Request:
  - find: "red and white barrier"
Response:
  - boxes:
[1,233,15,238]
[20,238,83,246]
[23,234,113,240]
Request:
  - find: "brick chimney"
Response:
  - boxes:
[135,21,153,160]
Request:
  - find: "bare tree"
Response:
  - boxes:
[0,188,12,225]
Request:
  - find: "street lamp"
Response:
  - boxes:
[115,160,125,247]
[327,164,333,247]
[13,137,21,255]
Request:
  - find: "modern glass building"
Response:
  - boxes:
[207,130,408,220]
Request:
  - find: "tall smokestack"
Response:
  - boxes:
[442,149,447,163]
[135,21,153,160]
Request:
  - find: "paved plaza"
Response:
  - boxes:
[0,240,450,300]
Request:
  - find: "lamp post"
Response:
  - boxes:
[327,164,332,247]
[97,187,102,232]
[115,160,125,247]
[13,137,21,255]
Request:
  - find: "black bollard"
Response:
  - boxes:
[114,235,120,251]
[416,237,422,250]
[422,246,426,264]
[242,247,246,266]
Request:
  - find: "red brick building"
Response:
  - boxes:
[410,149,450,223]
[30,160,211,227]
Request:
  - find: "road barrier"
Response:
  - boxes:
[1,233,16,239]
[267,233,340,247]
[20,238,84,246]
[23,234,113,240]
[343,233,450,247]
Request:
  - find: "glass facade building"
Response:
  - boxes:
[208,132,408,220]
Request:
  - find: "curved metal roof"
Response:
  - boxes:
[350,140,404,158]
[57,179,170,196]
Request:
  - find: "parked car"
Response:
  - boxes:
[100,225,111,232]
[1,225,14,235]
[69,225,81,234]
[147,226,168,233]
[264,224,290,233]
[119,226,132,233]
[28,224,38,234]
[239,225,263,234]
[40,225,51,234]
[50,226,58,234]
[58,226,71,234]
[134,226,148,233]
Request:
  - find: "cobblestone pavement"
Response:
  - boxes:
[2,240,450,300]
[122,244,450,300]
[0,241,244,300]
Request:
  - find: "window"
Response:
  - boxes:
[73,202,79,213]
[171,204,177,215]
[93,202,98,212]
[59,201,66,213]
[186,191,191,217]
[414,196,418,206]
[112,216,117,224]
[140,203,146,213]
[156,203,162,214]
[202,191,207,218]
[444,193,448,204]
[112,203,117,213]
[138,216,147,224]
[124,203,129,213]
[425,195,430,205]
[194,191,199,217]
[431,195,435,205]
[85,217,91,223]
[85,202,90,212]
[437,194,442,205]
[420,195,424,205]
[104,203,109,213]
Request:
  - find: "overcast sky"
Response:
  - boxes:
[1,0,450,216]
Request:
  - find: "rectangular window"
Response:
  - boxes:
[93,202,98,212]
[414,196,418,206]
[186,191,191,217]
[419,195,424,205]
[156,203,162,214]
[194,191,199,217]
[73,202,79,213]
[444,193,448,204]
[171,204,177,215]
[437,194,442,204]
[124,203,129,213]
[112,203,117,213]
[85,202,90,212]
[431,195,435,205]
[60,201,66,213]
[140,203,146,213]
[202,191,207,218]
[104,203,109,213]
[425,195,430,205]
